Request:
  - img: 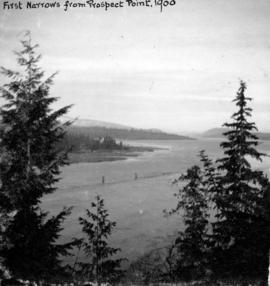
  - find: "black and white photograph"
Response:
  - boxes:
[0,0,270,285]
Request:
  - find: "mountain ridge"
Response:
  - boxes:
[67,125,192,140]
[62,116,192,140]
[62,116,132,130]
[202,127,270,140]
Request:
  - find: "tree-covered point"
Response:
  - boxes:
[0,32,77,280]
[59,131,125,153]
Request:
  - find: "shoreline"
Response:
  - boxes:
[68,145,164,163]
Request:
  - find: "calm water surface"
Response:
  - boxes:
[42,139,270,263]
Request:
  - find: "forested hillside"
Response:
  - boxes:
[202,127,270,140]
[201,128,228,138]
[66,126,191,141]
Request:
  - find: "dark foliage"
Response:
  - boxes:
[125,246,179,284]
[77,195,125,285]
[166,151,216,281]
[58,132,125,153]
[62,125,190,141]
[0,32,76,280]
[165,81,270,283]
[212,81,270,280]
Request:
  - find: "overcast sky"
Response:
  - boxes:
[0,0,270,133]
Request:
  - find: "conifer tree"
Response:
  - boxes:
[212,81,270,279]
[0,32,75,279]
[78,195,124,285]
[167,160,211,281]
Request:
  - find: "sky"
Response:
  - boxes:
[0,0,270,133]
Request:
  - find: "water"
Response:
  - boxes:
[41,139,270,264]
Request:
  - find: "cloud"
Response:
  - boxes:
[1,0,270,132]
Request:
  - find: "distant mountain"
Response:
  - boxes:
[0,115,192,140]
[61,116,192,140]
[256,132,270,141]
[202,128,228,138]
[67,126,192,140]
[62,116,132,129]
[202,128,270,140]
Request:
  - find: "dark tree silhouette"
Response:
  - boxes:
[212,81,270,280]
[0,32,75,280]
[78,195,124,285]
[166,152,213,281]
[165,81,270,283]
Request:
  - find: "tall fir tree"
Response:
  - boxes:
[166,155,212,281]
[0,32,75,280]
[212,81,270,280]
[78,195,124,285]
